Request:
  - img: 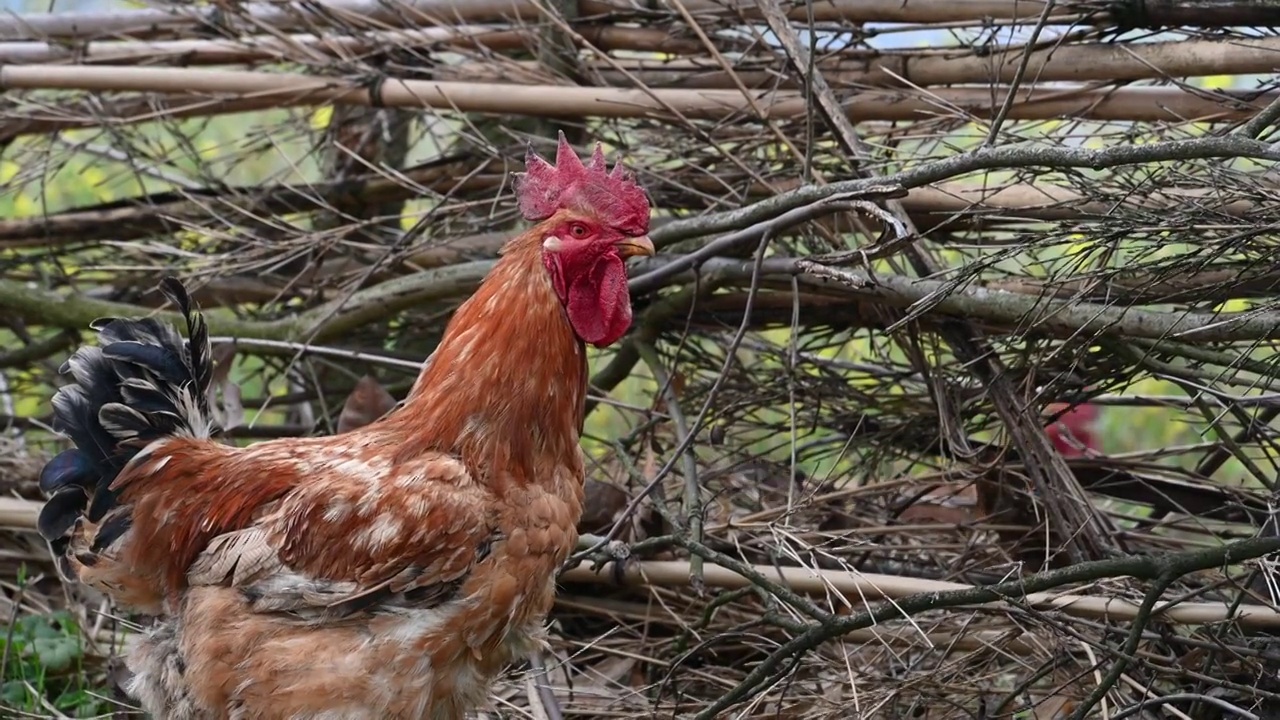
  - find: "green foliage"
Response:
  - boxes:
[0,106,320,225]
[0,578,110,717]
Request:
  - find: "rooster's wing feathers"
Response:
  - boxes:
[188,450,498,620]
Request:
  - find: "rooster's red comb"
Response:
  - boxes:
[514,131,650,236]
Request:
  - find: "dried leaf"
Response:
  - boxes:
[338,375,397,433]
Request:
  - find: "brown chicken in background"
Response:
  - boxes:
[36,133,654,720]
[897,400,1103,526]
[1044,401,1101,459]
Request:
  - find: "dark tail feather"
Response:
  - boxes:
[38,278,219,545]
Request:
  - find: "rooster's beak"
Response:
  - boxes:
[616,235,656,258]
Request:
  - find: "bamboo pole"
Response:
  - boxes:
[0,1,1084,42]
[561,559,1280,629]
[0,497,36,531]
[903,183,1260,222]
[547,35,1280,90]
[0,25,704,66]
[0,66,1270,127]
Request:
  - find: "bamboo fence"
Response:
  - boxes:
[1,0,1280,718]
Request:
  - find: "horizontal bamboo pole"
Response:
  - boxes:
[0,1,1084,42]
[662,177,1261,224]
[0,24,704,66]
[0,66,1269,127]
[902,183,1259,222]
[448,35,1280,90]
[562,559,1280,629]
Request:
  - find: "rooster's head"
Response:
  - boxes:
[513,131,654,348]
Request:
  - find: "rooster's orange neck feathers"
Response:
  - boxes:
[392,226,587,480]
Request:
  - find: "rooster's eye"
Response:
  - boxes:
[569,223,589,238]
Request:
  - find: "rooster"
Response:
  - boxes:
[36,133,654,720]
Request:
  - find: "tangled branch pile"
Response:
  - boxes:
[2,0,1280,717]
